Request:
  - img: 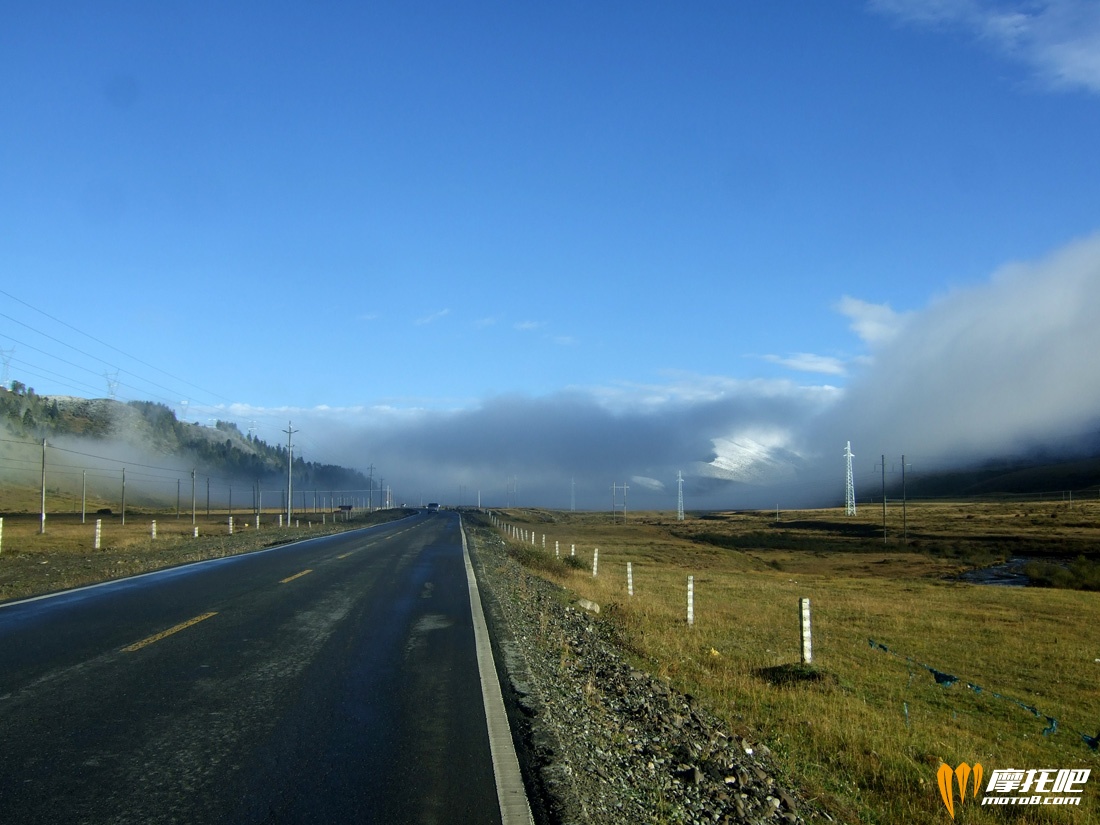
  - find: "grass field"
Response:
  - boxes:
[0,481,404,603]
[479,500,1100,824]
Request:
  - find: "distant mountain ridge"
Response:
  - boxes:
[898,456,1100,500]
[0,384,368,490]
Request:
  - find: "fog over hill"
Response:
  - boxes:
[0,389,369,508]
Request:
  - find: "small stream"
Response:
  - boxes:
[958,558,1032,587]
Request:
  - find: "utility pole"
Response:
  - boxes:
[367,464,375,512]
[677,471,685,521]
[284,421,298,524]
[571,477,575,512]
[191,469,197,526]
[39,438,47,535]
[121,467,126,526]
[901,455,912,542]
[880,454,887,543]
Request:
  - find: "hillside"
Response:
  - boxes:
[0,384,368,494]
[895,455,1100,500]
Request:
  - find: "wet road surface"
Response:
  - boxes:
[0,511,504,824]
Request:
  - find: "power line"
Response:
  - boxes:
[0,332,182,408]
[0,288,233,406]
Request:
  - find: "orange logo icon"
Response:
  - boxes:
[938,762,984,819]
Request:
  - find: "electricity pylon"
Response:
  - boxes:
[845,441,857,515]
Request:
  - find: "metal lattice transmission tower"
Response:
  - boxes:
[0,347,14,386]
[676,470,685,521]
[611,482,629,522]
[104,370,120,399]
[844,441,857,515]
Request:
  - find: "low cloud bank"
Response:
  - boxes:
[239,383,832,510]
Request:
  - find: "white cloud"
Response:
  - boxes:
[812,230,1100,463]
[584,373,841,414]
[870,0,1100,93]
[514,320,545,331]
[414,308,450,325]
[630,475,666,493]
[762,352,847,375]
[835,296,909,347]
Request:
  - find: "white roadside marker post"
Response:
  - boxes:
[800,598,813,665]
[687,575,695,626]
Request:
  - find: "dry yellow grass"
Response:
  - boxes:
[485,502,1100,824]
[0,504,395,602]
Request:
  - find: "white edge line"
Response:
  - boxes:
[460,516,535,825]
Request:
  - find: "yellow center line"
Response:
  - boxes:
[280,568,313,584]
[336,551,355,559]
[123,611,218,653]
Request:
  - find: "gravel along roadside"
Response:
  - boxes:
[465,520,820,825]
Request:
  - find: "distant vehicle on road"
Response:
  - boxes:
[426,502,440,511]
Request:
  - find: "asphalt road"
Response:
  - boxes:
[0,510,508,824]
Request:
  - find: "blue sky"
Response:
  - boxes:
[3,1,1100,508]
